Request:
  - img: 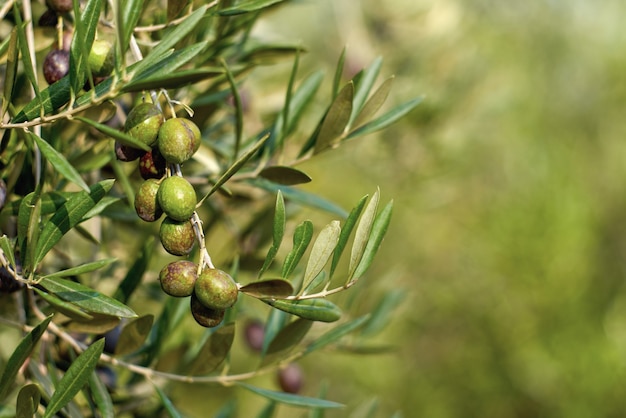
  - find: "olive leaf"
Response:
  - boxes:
[258,166,312,185]
[30,133,90,192]
[258,191,285,278]
[114,315,154,356]
[301,221,341,293]
[188,322,235,375]
[88,370,114,418]
[261,318,312,366]
[314,82,353,154]
[240,279,294,299]
[263,298,342,323]
[237,383,343,409]
[350,200,393,281]
[16,384,41,418]
[349,189,379,278]
[282,220,314,279]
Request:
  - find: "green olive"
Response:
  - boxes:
[125,103,164,147]
[157,118,201,164]
[157,175,196,222]
[194,268,238,310]
[134,179,163,222]
[88,40,115,77]
[159,260,198,297]
[159,217,195,256]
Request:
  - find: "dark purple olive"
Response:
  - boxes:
[277,363,304,394]
[43,49,70,85]
[46,0,72,13]
[244,320,265,352]
[115,141,143,162]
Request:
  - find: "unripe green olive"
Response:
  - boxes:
[157,176,196,222]
[125,103,164,147]
[139,148,166,180]
[157,118,201,164]
[159,260,198,297]
[194,269,238,310]
[134,179,163,222]
[88,40,115,77]
[159,217,195,256]
[190,293,225,328]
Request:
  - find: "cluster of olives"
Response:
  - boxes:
[117,101,238,327]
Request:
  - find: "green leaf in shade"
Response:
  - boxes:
[282,220,313,279]
[349,189,379,278]
[3,191,71,217]
[0,316,52,400]
[352,76,394,130]
[280,49,300,144]
[66,313,121,334]
[39,277,137,318]
[33,179,114,266]
[113,236,154,304]
[154,385,183,418]
[330,195,368,278]
[346,97,423,140]
[302,271,327,295]
[30,133,89,191]
[263,298,342,323]
[258,166,311,185]
[188,323,235,375]
[130,5,208,77]
[250,179,347,217]
[12,5,41,105]
[307,381,329,418]
[261,318,312,366]
[16,384,41,418]
[198,133,270,205]
[23,189,42,276]
[114,315,154,356]
[43,339,105,418]
[88,370,114,418]
[349,56,383,127]
[82,196,122,221]
[257,401,277,418]
[10,76,71,123]
[17,192,36,266]
[42,258,116,279]
[237,383,343,409]
[117,0,145,57]
[332,47,347,99]
[168,0,189,19]
[123,68,222,92]
[262,308,289,356]
[0,236,16,269]
[218,0,286,16]
[2,28,19,118]
[359,289,405,337]
[301,221,341,293]
[69,0,103,94]
[74,117,150,151]
[141,297,187,365]
[305,315,370,355]
[314,83,353,154]
[33,288,93,320]
[221,58,244,159]
[351,200,393,280]
[240,279,294,299]
[258,191,285,278]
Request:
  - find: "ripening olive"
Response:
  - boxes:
[159,260,198,297]
[190,293,225,328]
[277,363,304,394]
[46,0,72,13]
[139,148,167,180]
[157,176,196,222]
[194,269,238,311]
[125,103,164,147]
[244,320,265,352]
[157,118,201,164]
[134,179,163,222]
[88,39,115,77]
[115,141,143,162]
[43,49,70,85]
[159,217,195,256]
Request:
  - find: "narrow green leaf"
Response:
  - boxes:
[70,0,103,94]
[332,47,347,99]
[349,190,379,278]
[154,385,183,418]
[124,68,222,92]
[82,196,122,221]
[10,76,71,123]
[308,381,329,418]
[114,315,154,356]
[16,384,41,418]
[3,191,71,217]
[74,117,150,151]
[314,83,353,154]
[2,28,19,118]
[113,236,154,304]
[168,0,189,19]
[305,315,369,354]
[34,179,114,266]
[218,0,287,15]
[237,383,343,409]
[352,76,394,130]
[17,192,36,266]
[42,259,116,280]
[0,316,52,400]
[261,318,312,366]
[349,56,383,127]
[198,133,270,205]
[222,58,244,159]
[346,97,423,140]
[39,277,137,318]
[12,5,41,105]
[31,132,90,192]
[258,191,285,278]
[282,220,314,279]
[257,402,277,418]
[0,235,16,268]
[258,166,311,185]
[262,308,289,356]
[302,271,327,295]
[24,189,42,276]
[118,0,145,57]
[43,339,105,418]
[264,299,342,323]
[330,195,368,278]
[188,322,235,375]
[360,289,405,337]
[351,200,393,280]
[33,288,94,320]
[301,221,341,293]
[88,370,114,418]
[128,43,210,82]
[240,279,293,299]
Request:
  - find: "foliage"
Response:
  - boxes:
[0,0,419,417]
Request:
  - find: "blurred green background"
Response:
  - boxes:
[233,0,626,417]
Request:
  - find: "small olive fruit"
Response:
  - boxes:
[134,179,163,222]
[46,0,72,13]
[190,293,225,328]
[43,49,70,85]
[244,320,265,352]
[88,40,115,77]
[277,363,304,394]
[125,103,164,147]
[159,260,198,297]
[159,217,195,255]
[194,269,238,310]
[115,141,143,162]
[139,148,166,179]
[157,118,201,164]
[157,176,196,221]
